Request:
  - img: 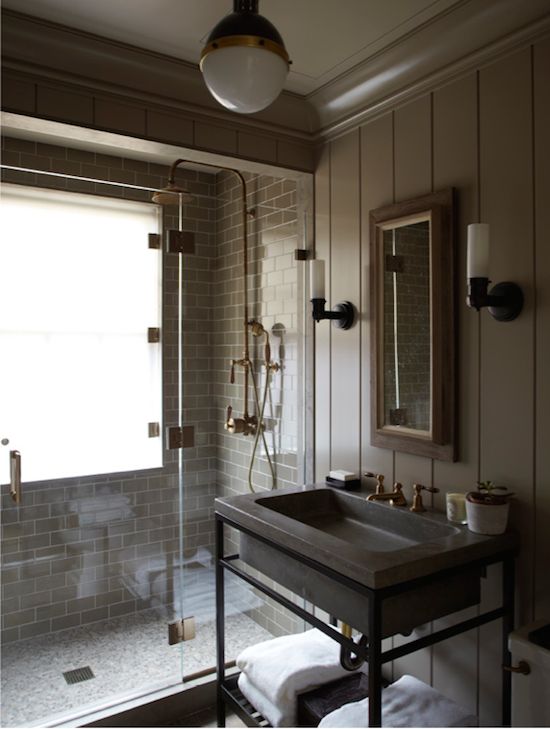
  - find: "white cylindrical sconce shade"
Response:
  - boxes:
[467,223,490,279]
[310,260,325,299]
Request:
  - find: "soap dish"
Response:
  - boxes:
[325,475,361,491]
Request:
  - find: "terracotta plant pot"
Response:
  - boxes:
[465,499,510,535]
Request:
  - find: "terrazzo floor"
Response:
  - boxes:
[1,571,273,727]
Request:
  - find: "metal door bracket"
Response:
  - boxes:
[167,230,195,255]
[148,233,161,249]
[385,254,405,273]
[148,422,160,438]
[166,425,195,450]
[148,327,161,343]
[168,616,196,644]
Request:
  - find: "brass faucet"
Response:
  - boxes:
[366,482,407,507]
[364,472,385,494]
[410,483,440,512]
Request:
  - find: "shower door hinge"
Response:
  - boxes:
[148,233,161,249]
[148,422,160,438]
[385,254,404,273]
[148,327,161,343]
[168,616,196,645]
[166,425,195,450]
[294,249,309,261]
[389,408,408,426]
[166,230,195,255]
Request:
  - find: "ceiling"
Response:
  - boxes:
[2,0,463,95]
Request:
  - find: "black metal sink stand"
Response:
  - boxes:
[215,514,517,728]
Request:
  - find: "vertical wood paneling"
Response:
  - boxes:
[314,146,331,480]
[431,73,480,714]
[479,48,534,725]
[534,38,550,620]
[360,114,395,484]
[360,113,397,680]
[392,96,433,684]
[314,36,545,723]
[330,131,361,473]
[393,96,434,496]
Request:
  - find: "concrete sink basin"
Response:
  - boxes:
[256,488,458,551]
[216,485,518,638]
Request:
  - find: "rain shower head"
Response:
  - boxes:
[152,183,195,206]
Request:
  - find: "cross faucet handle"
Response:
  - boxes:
[414,483,440,494]
[410,483,439,512]
[364,472,385,493]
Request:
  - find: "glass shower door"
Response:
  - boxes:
[0,182,187,727]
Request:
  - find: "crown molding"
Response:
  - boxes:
[314,7,550,141]
[308,0,550,139]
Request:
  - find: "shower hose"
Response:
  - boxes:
[247,360,276,494]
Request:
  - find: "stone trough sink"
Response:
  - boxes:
[215,485,518,638]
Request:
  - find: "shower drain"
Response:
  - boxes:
[63,666,95,685]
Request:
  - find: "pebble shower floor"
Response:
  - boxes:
[1,569,273,727]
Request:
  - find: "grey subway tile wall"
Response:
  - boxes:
[1,138,304,647]
[214,170,304,637]
[1,137,218,643]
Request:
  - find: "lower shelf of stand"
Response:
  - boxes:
[221,673,270,728]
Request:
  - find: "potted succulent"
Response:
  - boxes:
[465,480,514,535]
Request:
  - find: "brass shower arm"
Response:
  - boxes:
[166,158,245,189]
[163,158,251,422]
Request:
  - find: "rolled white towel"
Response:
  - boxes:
[319,675,478,728]
[238,672,293,727]
[236,628,356,723]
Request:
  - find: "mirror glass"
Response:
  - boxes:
[382,217,431,435]
[370,190,455,461]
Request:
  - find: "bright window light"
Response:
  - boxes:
[0,184,162,482]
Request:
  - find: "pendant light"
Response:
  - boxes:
[200,0,290,114]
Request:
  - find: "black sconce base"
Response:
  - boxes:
[331,301,355,330]
[311,299,355,329]
[487,281,524,322]
[467,278,524,322]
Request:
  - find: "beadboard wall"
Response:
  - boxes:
[314,39,550,726]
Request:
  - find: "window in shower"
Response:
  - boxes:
[0,184,162,482]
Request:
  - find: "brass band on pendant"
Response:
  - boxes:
[200,35,290,68]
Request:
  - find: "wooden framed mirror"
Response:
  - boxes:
[369,188,456,461]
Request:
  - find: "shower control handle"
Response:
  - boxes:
[224,406,245,434]
[9,450,21,504]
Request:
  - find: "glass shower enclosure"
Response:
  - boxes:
[0,147,308,726]
[0,181,191,726]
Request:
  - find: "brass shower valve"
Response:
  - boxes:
[229,357,250,383]
[224,406,258,436]
[231,357,249,368]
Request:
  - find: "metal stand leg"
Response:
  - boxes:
[502,556,515,727]
[216,517,226,728]
[368,596,383,727]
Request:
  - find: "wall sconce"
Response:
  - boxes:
[466,224,524,322]
[310,260,355,330]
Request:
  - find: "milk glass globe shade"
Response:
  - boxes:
[201,45,289,114]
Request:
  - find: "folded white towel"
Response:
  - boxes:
[238,672,293,727]
[236,628,355,724]
[319,675,478,728]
